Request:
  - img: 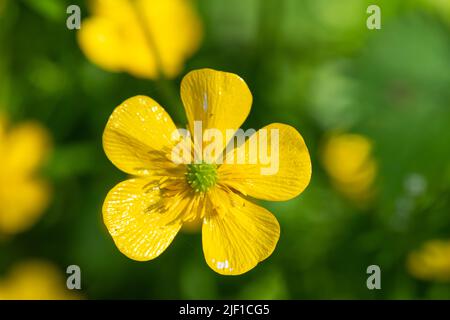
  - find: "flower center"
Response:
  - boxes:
[186,162,218,193]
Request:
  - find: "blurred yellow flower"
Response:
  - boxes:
[0,115,51,235]
[77,0,202,79]
[407,240,450,282]
[321,133,376,204]
[0,261,79,300]
[102,69,312,275]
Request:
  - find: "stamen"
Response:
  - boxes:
[186,162,218,193]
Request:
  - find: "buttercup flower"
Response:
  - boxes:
[77,0,202,79]
[321,133,376,205]
[407,240,450,282]
[0,261,79,300]
[0,115,51,235]
[103,68,311,275]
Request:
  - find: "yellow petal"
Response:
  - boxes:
[103,178,182,261]
[89,0,133,19]
[321,133,374,184]
[2,121,51,177]
[80,0,202,79]
[103,95,180,176]
[321,133,377,203]
[407,240,450,282]
[0,178,50,235]
[77,16,124,72]
[144,0,202,77]
[78,2,158,78]
[218,123,311,201]
[202,189,280,275]
[180,68,252,152]
[0,261,79,300]
[332,159,377,203]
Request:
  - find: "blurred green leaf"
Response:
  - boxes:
[23,0,66,22]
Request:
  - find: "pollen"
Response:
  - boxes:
[186,162,218,193]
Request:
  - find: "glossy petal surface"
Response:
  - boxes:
[180,68,252,158]
[218,123,311,201]
[103,95,179,176]
[202,189,280,275]
[103,178,182,261]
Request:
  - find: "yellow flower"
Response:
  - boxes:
[102,68,312,275]
[407,240,450,282]
[77,0,202,79]
[0,115,51,235]
[321,133,376,204]
[0,261,79,300]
